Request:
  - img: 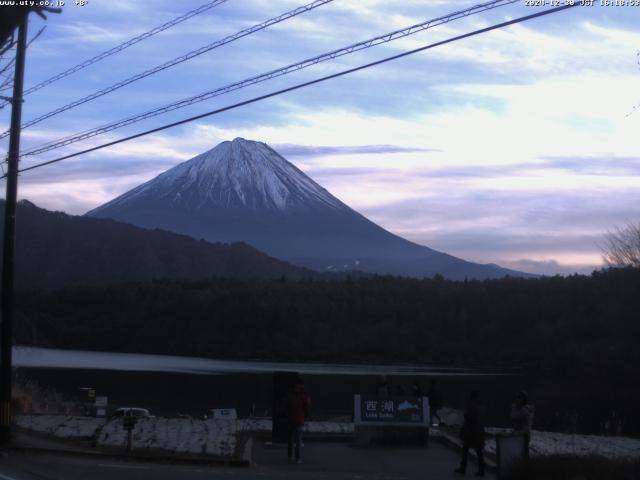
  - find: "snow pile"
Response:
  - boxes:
[237,418,271,432]
[20,414,639,462]
[16,415,105,439]
[97,418,237,456]
[16,415,354,458]
[305,421,354,434]
[237,418,353,434]
[439,407,464,427]
[483,429,640,461]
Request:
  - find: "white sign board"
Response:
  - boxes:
[212,408,237,419]
[353,395,429,427]
[95,396,108,408]
[96,408,106,417]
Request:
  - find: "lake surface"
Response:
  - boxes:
[14,347,522,424]
[13,346,499,376]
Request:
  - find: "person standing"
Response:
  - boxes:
[455,390,485,477]
[411,381,423,398]
[376,375,390,397]
[428,379,444,427]
[286,379,311,464]
[510,390,535,455]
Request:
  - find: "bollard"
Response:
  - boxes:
[495,431,529,479]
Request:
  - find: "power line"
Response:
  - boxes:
[0,0,335,138]
[0,26,47,109]
[0,0,229,110]
[0,39,17,87]
[0,33,14,57]
[6,3,579,179]
[20,0,520,157]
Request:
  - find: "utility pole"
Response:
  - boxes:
[0,14,28,445]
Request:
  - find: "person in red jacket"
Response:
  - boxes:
[286,379,311,464]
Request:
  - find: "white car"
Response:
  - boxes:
[113,407,153,418]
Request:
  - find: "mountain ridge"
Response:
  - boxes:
[0,199,313,289]
[87,138,533,280]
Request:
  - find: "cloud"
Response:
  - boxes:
[539,155,640,176]
[355,188,640,269]
[16,175,149,216]
[499,259,601,276]
[56,22,136,45]
[378,15,640,79]
[273,143,438,157]
[16,130,197,184]
[18,156,177,184]
[303,166,395,180]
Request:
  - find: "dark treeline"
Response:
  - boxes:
[15,267,640,436]
[0,200,312,289]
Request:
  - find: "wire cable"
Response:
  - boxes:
[0,0,335,138]
[19,0,520,156]
[0,27,47,109]
[0,0,229,110]
[4,3,579,179]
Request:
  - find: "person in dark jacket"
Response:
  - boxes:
[455,390,485,477]
[510,390,534,433]
[376,375,390,397]
[428,379,443,426]
[411,381,423,398]
[286,379,311,464]
[510,390,535,455]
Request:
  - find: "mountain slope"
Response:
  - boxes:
[87,138,530,280]
[0,200,311,289]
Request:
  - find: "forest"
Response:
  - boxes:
[14,267,640,436]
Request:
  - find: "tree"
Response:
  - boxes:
[602,222,640,267]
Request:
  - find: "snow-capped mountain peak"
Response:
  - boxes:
[87,138,530,280]
[100,138,343,213]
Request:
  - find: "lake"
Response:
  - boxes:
[14,346,523,424]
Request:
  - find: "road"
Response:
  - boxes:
[0,440,493,479]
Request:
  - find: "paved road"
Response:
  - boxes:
[0,441,492,479]
[253,440,492,479]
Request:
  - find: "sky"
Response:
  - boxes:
[1,0,639,275]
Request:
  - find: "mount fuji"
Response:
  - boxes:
[87,138,528,279]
